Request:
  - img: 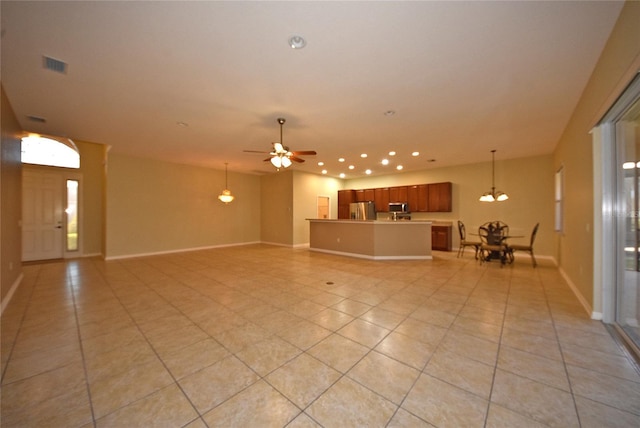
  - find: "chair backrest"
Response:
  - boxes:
[458,220,466,240]
[478,226,490,244]
[480,221,508,245]
[530,223,540,246]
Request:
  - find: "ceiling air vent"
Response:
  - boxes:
[43,56,67,74]
[27,115,47,123]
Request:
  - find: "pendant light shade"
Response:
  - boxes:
[218,163,234,204]
[479,150,508,202]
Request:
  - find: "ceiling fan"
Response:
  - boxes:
[244,118,317,169]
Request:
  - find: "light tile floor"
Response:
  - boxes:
[2,245,640,427]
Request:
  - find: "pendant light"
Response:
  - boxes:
[479,150,508,202]
[218,162,234,204]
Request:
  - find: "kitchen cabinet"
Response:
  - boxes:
[408,184,428,212]
[389,186,408,203]
[431,224,452,251]
[364,188,375,201]
[428,182,452,212]
[338,190,355,219]
[374,188,389,212]
[342,181,451,215]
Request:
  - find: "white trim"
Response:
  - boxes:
[559,266,594,318]
[308,247,432,261]
[1,273,24,316]
[105,241,261,260]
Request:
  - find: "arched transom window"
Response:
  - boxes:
[21,135,80,169]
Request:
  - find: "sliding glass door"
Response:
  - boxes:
[617,96,640,349]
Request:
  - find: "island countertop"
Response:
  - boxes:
[307,219,432,260]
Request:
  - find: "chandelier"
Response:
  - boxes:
[479,150,508,202]
[218,162,234,204]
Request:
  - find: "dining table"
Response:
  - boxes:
[475,221,524,264]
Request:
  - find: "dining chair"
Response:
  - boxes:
[507,223,539,267]
[478,224,509,266]
[457,220,481,259]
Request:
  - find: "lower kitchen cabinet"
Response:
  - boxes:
[431,225,452,251]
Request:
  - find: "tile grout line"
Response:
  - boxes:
[69,266,98,427]
[483,262,513,428]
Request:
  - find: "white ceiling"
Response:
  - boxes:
[1,1,624,177]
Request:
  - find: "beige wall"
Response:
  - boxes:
[292,171,342,246]
[259,169,342,246]
[1,86,23,304]
[345,155,555,259]
[260,170,294,245]
[106,154,261,258]
[554,1,640,312]
[76,140,108,256]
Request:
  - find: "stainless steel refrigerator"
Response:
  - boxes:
[349,201,376,220]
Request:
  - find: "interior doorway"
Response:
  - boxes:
[317,196,330,219]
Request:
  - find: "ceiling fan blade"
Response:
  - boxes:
[263,157,273,162]
[291,150,317,156]
[289,156,305,163]
[243,150,270,153]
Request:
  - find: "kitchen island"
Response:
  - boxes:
[308,219,432,260]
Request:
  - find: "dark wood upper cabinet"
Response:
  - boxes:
[363,188,375,202]
[427,182,452,212]
[408,184,429,212]
[338,189,355,206]
[341,181,451,215]
[374,188,389,212]
[389,186,408,203]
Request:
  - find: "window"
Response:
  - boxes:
[66,180,79,251]
[21,135,80,168]
[554,167,563,232]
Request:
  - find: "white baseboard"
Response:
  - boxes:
[105,241,261,260]
[1,273,24,316]
[558,266,595,318]
[308,247,432,261]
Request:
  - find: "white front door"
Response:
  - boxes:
[22,170,64,261]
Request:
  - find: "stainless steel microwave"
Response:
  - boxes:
[388,202,409,213]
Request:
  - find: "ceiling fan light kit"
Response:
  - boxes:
[244,117,317,171]
[479,150,508,202]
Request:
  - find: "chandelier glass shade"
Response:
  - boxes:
[218,163,234,204]
[479,150,508,202]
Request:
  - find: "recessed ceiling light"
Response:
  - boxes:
[360,154,368,158]
[396,165,403,170]
[412,152,420,157]
[348,165,355,170]
[318,161,324,166]
[388,151,396,156]
[322,169,327,174]
[338,158,345,162]
[427,159,436,162]
[381,159,389,165]
[384,110,396,116]
[288,35,306,49]
[176,121,188,127]
[339,173,346,178]
[365,169,372,175]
